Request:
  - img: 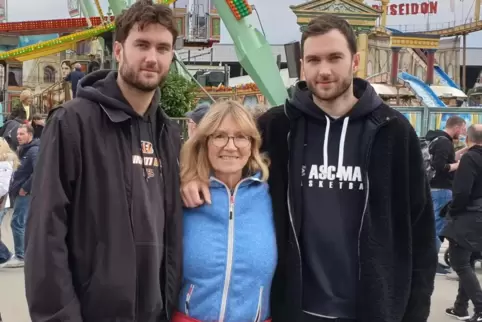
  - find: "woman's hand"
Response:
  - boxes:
[181,180,211,207]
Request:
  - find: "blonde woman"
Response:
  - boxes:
[175,100,277,322]
[0,138,20,265]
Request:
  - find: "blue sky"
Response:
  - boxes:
[6,0,482,46]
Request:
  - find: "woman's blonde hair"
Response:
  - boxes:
[0,139,19,169]
[180,100,269,184]
[20,89,33,103]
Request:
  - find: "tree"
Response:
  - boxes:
[160,72,198,117]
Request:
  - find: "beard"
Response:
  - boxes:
[119,51,168,92]
[306,72,353,102]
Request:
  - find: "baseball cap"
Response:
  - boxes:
[185,103,210,124]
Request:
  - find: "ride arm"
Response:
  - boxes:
[212,0,288,106]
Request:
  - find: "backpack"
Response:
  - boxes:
[420,136,444,180]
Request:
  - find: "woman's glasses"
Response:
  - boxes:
[209,133,252,148]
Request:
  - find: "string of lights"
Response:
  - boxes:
[0,22,115,60]
[226,0,252,20]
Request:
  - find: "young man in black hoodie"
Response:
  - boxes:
[425,115,467,275]
[25,1,182,321]
[442,124,482,322]
[182,13,436,322]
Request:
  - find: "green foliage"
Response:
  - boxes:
[160,72,198,117]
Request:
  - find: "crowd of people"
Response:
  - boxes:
[0,0,481,321]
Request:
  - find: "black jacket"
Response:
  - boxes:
[9,139,39,198]
[425,130,455,189]
[25,76,183,321]
[442,145,482,251]
[258,82,436,322]
[0,117,23,151]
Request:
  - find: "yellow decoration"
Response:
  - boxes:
[158,0,177,4]
[0,22,115,60]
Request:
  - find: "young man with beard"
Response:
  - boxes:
[181,14,436,322]
[25,1,182,321]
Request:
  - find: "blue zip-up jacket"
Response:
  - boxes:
[179,173,277,322]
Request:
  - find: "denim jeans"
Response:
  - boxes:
[431,189,452,253]
[450,241,482,313]
[0,208,10,264]
[11,195,30,259]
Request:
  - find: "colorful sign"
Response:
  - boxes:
[0,0,5,22]
[371,2,438,16]
[364,0,476,32]
[67,0,81,17]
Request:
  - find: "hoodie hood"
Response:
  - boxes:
[288,78,383,122]
[286,78,383,173]
[425,129,452,142]
[77,70,160,120]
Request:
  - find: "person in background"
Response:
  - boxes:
[25,1,182,321]
[185,103,209,138]
[14,89,36,121]
[0,137,19,322]
[87,54,101,74]
[174,100,276,322]
[31,114,45,139]
[64,62,85,99]
[0,107,27,151]
[1,124,38,268]
[0,137,20,264]
[442,124,482,322]
[425,115,467,275]
[182,13,436,322]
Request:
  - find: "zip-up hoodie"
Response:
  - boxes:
[179,173,277,322]
[425,129,455,189]
[77,70,167,321]
[289,79,383,319]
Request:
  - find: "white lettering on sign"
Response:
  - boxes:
[372,2,438,15]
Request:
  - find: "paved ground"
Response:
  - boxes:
[0,211,478,322]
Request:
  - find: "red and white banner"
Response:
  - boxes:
[67,0,80,17]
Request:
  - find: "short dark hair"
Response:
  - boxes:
[115,0,178,45]
[445,115,466,128]
[32,114,43,121]
[467,125,482,144]
[19,123,34,135]
[301,14,357,56]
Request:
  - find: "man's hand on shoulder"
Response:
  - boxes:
[181,180,211,207]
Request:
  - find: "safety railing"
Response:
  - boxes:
[393,107,482,137]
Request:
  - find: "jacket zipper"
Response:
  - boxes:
[159,123,171,320]
[185,284,195,316]
[211,176,261,322]
[284,104,303,307]
[254,286,264,322]
[286,131,303,301]
[128,122,139,319]
[357,118,391,280]
[358,176,369,279]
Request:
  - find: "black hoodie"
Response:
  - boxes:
[425,129,455,189]
[77,71,166,319]
[289,79,383,319]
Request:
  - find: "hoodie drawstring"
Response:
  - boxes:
[322,115,350,178]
